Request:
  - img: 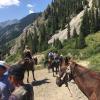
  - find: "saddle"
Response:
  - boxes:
[24,58,33,63]
[24,58,34,70]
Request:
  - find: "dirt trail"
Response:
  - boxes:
[24,61,89,100]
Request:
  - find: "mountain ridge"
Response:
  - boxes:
[0,13,41,45]
[0,19,19,29]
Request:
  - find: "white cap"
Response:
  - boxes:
[0,61,8,69]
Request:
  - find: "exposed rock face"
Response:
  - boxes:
[48,0,93,44]
[48,11,84,43]
[10,0,94,54]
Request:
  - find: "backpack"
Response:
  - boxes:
[10,84,34,100]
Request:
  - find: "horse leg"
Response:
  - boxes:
[27,70,29,83]
[48,66,50,73]
[56,66,58,75]
[52,67,55,77]
[32,70,36,81]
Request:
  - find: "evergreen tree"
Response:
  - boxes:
[78,20,87,49]
[20,39,25,58]
[38,24,48,51]
[78,31,86,49]
[73,27,78,38]
[33,27,39,53]
[81,8,90,37]
[53,38,63,49]
[90,7,96,33]
[95,8,100,31]
[67,21,71,39]
[75,37,79,49]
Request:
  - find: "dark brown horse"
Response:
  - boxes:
[56,58,100,100]
[47,58,60,77]
[19,58,36,83]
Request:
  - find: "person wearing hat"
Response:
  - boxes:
[0,61,12,100]
[8,64,34,100]
[23,45,32,59]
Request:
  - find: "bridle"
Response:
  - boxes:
[58,62,75,84]
[56,62,74,97]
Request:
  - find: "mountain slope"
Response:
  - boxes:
[0,19,19,29]
[7,0,100,56]
[0,13,41,45]
[48,10,84,43]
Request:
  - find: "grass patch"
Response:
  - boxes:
[88,53,100,71]
[6,51,21,64]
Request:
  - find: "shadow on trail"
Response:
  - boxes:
[32,78,50,86]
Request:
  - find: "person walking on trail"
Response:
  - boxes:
[0,61,12,100]
[23,45,32,59]
[8,64,34,100]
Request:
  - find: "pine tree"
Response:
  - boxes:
[20,39,25,58]
[78,19,87,49]
[90,7,96,33]
[38,24,48,51]
[81,8,90,37]
[33,27,39,53]
[53,38,63,49]
[95,8,100,31]
[78,31,86,49]
[75,37,79,49]
[73,27,78,38]
[67,21,71,39]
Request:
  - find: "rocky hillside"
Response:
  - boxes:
[48,0,100,43]
[3,0,100,57]
[0,19,19,29]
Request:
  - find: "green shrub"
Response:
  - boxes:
[6,52,21,64]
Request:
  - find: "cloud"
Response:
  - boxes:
[29,9,34,14]
[27,4,33,8]
[0,0,20,8]
[27,4,35,14]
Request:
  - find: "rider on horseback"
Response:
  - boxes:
[23,45,36,82]
[48,51,54,61]
[23,45,32,60]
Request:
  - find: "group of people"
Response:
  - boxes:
[48,51,63,63]
[48,51,59,60]
[0,47,63,100]
[0,60,34,100]
[0,45,34,100]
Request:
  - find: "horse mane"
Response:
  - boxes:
[72,61,100,80]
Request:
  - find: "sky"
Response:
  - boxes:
[0,0,52,22]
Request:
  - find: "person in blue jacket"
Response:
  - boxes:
[0,61,12,100]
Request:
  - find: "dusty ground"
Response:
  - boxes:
[24,61,89,100]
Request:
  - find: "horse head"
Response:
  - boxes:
[56,57,75,87]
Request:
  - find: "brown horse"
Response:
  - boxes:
[56,58,100,100]
[47,58,60,77]
[19,58,36,83]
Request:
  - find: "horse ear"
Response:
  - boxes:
[70,61,77,68]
